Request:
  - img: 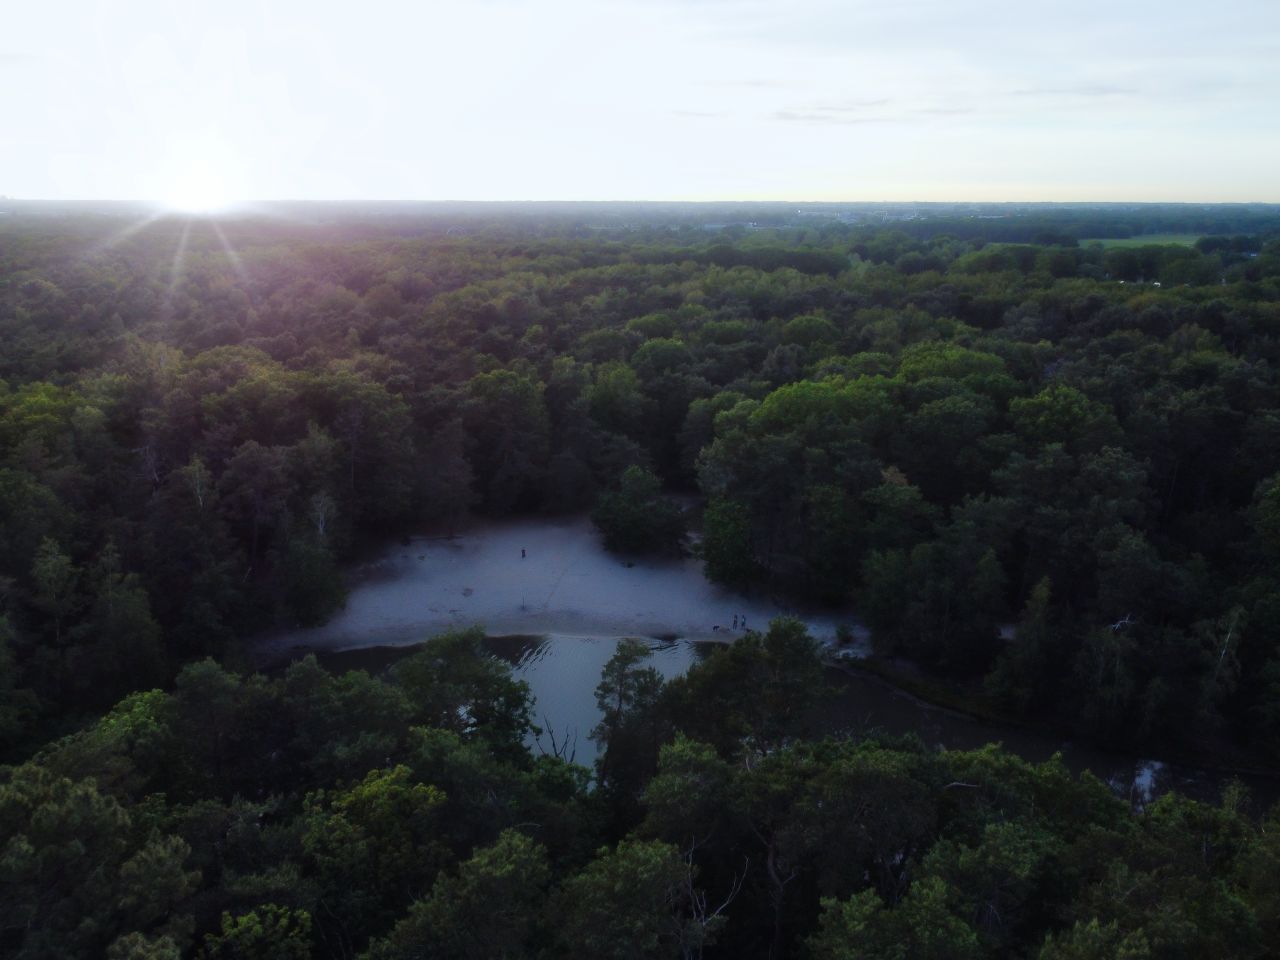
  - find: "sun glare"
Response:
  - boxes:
[162,174,236,215]
[154,142,244,214]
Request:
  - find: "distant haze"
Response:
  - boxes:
[6,0,1278,204]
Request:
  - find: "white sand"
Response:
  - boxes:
[259,514,868,658]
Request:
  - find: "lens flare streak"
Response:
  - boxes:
[164,220,193,308]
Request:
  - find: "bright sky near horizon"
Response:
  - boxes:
[4,0,1278,205]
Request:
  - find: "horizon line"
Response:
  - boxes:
[5,197,1280,208]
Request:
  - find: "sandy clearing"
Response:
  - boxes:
[258,514,867,660]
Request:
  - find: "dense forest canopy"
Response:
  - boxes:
[2,201,1280,958]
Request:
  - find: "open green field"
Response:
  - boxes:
[1082,233,1201,248]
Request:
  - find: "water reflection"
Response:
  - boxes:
[481,634,699,766]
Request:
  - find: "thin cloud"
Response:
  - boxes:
[775,98,975,125]
[1009,84,1137,98]
[704,78,787,88]
[773,110,896,124]
[813,98,893,112]
[773,97,902,125]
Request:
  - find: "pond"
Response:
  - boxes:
[262,515,1278,809]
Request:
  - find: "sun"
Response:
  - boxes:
[150,133,250,215]
[153,143,245,215]
[161,172,237,215]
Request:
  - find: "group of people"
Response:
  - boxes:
[713,614,749,633]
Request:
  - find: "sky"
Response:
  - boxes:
[4,0,1279,205]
